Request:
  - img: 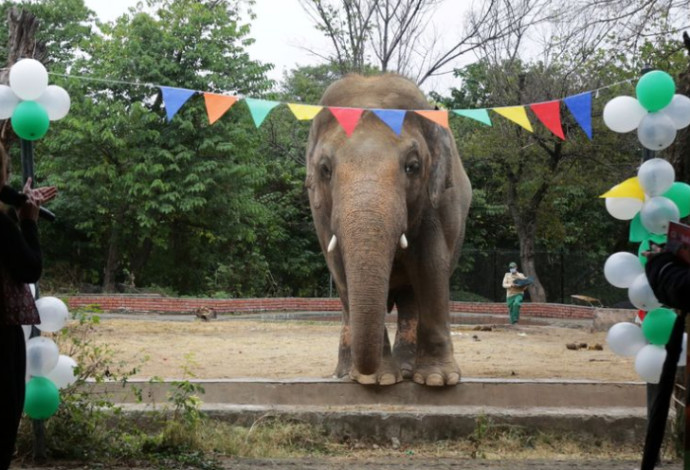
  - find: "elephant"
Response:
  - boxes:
[305,73,472,387]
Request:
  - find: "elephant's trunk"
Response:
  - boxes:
[339,201,403,376]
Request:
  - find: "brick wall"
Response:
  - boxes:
[63,295,596,320]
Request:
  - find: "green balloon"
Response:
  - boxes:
[24,376,60,420]
[642,307,677,345]
[11,100,49,141]
[663,182,690,218]
[636,70,676,112]
[638,234,667,266]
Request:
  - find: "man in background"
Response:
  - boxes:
[502,261,528,325]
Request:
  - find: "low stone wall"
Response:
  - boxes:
[63,294,599,320]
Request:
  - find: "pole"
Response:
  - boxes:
[20,138,47,462]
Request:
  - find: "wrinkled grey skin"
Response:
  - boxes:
[305,74,472,386]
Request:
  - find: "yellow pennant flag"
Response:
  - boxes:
[288,103,323,120]
[599,177,645,200]
[492,106,533,132]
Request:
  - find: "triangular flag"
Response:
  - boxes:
[599,177,645,200]
[203,93,238,125]
[452,109,492,126]
[328,107,364,137]
[245,98,280,128]
[529,101,565,140]
[629,213,650,242]
[160,86,196,122]
[288,103,323,120]
[372,109,406,135]
[414,110,449,128]
[492,106,533,132]
[563,92,592,140]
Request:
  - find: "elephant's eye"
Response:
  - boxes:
[320,161,332,181]
[405,160,420,175]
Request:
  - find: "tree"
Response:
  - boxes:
[38,0,275,293]
[297,0,549,84]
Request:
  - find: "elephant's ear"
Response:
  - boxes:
[427,125,455,208]
[305,121,322,209]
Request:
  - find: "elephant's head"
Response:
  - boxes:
[305,74,458,375]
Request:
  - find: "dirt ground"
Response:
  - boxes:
[84,314,640,381]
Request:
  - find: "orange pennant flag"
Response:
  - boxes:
[414,110,449,128]
[203,93,238,124]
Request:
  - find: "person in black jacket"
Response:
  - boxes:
[0,148,56,470]
[645,244,690,311]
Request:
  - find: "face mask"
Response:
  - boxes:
[510,268,517,273]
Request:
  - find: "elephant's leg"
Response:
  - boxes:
[410,251,460,387]
[391,288,418,379]
[349,326,402,385]
[335,309,352,378]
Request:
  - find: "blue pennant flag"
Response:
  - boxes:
[563,92,592,140]
[372,109,406,135]
[160,86,196,122]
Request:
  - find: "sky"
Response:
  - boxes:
[82,0,473,94]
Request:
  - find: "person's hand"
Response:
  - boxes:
[641,242,664,260]
[17,178,57,221]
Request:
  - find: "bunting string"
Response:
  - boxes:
[47,71,637,141]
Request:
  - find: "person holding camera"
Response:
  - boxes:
[502,261,529,325]
[0,147,56,470]
[645,240,690,311]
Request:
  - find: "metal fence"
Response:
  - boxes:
[450,249,630,307]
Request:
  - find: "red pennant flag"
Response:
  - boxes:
[529,101,565,140]
[328,107,364,137]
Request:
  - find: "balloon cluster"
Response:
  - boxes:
[0,59,70,141]
[603,70,690,150]
[600,70,689,383]
[22,293,77,420]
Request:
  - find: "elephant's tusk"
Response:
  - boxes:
[400,234,408,249]
[327,235,337,253]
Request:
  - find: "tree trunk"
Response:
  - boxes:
[1,7,46,154]
[514,215,547,302]
[103,222,121,293]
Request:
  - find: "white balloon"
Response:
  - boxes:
[637,112,677,151]
[603,96,647,133]
[635,344,666,384]
[679,333,688,367]
[605,197,642,220]
[26,336,59,377]
[640,196,680,235]
[604,252,644,288]
[35,296,69,333]
[606,322,647,357]
[0,84,19,119]
[637,158,675,197]
[628,273,662,311]
[664,94,690,130]
[22,325,32,342]
[36,85,70,120]
[9,58,48,101]
[45,355,77,389]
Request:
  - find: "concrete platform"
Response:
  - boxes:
[90,378,653,443]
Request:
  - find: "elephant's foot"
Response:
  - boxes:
[412,355,461,387]
[393,343,416,380]
[349,356,402,386]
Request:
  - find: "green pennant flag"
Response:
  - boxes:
[244,98,280,128]
[452,109,492,126]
